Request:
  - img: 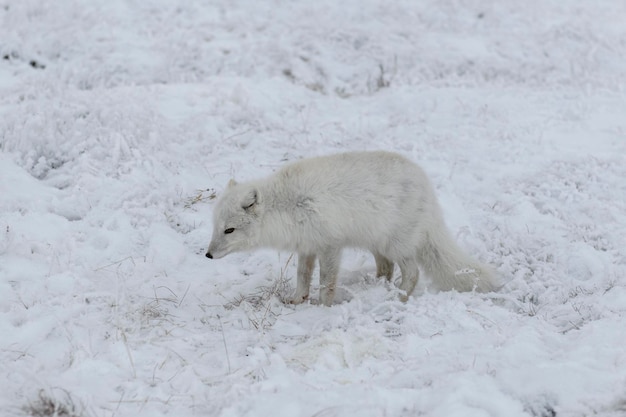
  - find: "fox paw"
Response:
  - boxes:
[287,293,309,305]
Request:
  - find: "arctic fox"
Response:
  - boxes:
[206,151,497,306]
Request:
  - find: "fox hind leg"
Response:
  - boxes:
[288,253,316,305]
[398,258,420,302]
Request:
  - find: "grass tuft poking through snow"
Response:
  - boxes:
[23,390,85,417]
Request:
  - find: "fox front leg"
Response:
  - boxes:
[318,247,342,307]
[373,252,394,281]
[288,253,316,305]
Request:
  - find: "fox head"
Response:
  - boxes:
[206,179,261,259]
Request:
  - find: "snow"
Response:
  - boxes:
[1,0,626,416]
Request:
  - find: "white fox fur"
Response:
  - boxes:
[206,151,497,306]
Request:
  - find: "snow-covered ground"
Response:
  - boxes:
[2,1,626,416]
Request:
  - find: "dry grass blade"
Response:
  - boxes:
[183,188,217,209]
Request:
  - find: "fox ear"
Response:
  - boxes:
[227,179,238,188]
[241,189,258,210]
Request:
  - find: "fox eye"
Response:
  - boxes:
[224,228,235,234]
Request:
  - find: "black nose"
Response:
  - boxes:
[206,252,213,259]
